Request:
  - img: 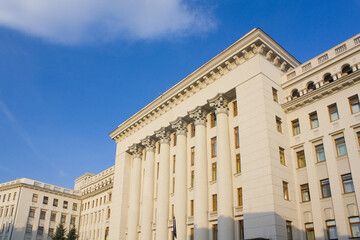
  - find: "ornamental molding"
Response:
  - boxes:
[110,29,299,142]
[188,106,208,126]
[140,136,156,152]
[128,143,144,158]
[155,127,171,144]
[281,70,360,113]
[208,93,229,115]
[170,117,188,136]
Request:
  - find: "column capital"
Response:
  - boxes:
[129,143,144,159]
[208,93,229,115]
[188,106,207,126]
[141,136,156,152]
[155,127,171,144]
[170,117,188,136]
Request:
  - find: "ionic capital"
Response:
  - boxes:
[155,127,171,144]
[208,93,229,115]
[188,106,207,126]
[141,136,156,152]
[170,117,188,136]
[129,144,144,159]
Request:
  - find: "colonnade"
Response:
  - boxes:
[126,93,235,240]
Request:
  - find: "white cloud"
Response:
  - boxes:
[0,0,216,44]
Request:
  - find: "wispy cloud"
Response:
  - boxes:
[0,0,216,44]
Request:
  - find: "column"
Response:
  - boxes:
[188,106,209,240]
[171,117,188,240]
[155,127,171,240]
[140,136,156,240]
[127,144,144,240]
[208,94,234,240]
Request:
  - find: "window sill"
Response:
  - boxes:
[209,180,217,185]
[336,155,348,161]
[234,172,241,177]
[316,161,327,166]
[188,187,193,192]
[296,167,307,171]
[342,191,356,196]
[320,197,332,201]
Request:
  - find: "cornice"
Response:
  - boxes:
[110,28,300,143]
[281,70,360,113]
[80,183,113,199]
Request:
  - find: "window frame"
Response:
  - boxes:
[292,119,301,136]
[276,116,282,133]
[279,147,285,165]
[211,137,217,158]
[296,150,306,168]
[309,111,319,129]
[283,181,289,200]
[326,220,338,240]
[237,187,243,207]
[320,179,332,198]
[315,144,326,162]
[234,126,240,149]
[236,153,241,173]
[32,194,38,203]
[342,173,354,193]
[210,113,217,128]
[335,137,347,157]
[211,162,217,181]
[212,194,217,212]
[286,220,293,240]
[349,216,360,238]
[300,184,310,202]
[191,147,195,166]
[328,103,339,122]
[349,94,360,114]
[305,222,315,240]
[272,87,278,103]
[233,101,238,116]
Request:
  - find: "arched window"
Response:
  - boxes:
[307,82,316,92]
[342,64,353,76]
[292,89,300,99]
[323,73,334,84]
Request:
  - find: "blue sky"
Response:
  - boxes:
[0,0,359,188]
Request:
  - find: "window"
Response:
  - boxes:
[335,137,347,156]
[212,162,217,181]
[342,174,354,193]
[107,208,111,219]
[357,131,360,147]
[233,101,238,116]
[296,150,306,168]
[292,119,300,136]
[190,123,195,138]
[50,212,56,221]
[26,224,33,234]
[307,82,316,92]
[40,210,46,220]
[43,196,48,205]
[342,64,353,76]
[210,113,216,128]
[7,193,11,201]
[173,155,176,173]
[61,214,66,224]
[70,216,76,225]
[309,112,319,129]
[213,224,218,240]
[236,153,241,173]
[173,177,175,193]
[305,223,315,240]
[286,221,293,240]
[300,184,310,202]
[191,147,195,166]
[190,228,194,240]
[234,127,240,148]
[212,194,217,211]
[239,220,244,240]
[320,179,331,198]
[109,193,112,201]
[315,144,326,162]
[272,88,278,103]
[237,188,243,207]
[191,170,194,188]
[211,137,217,158]
[48,228,54,238]
[349,95,360,114]
[190,200,194,216]
[326,220,338,239]
[324,73,334,84]
[37,226,44,236]
[171,204,174,218]
[32,194,38,203]
[328,103,339,122]
[157,162,159,180]
[29,208,35,218]
[349,216,360,238]
[63,201,68,209]
[173,134,177,146]
[72,203,77,211]
[13,192,16,200]
[276,116,282,133]
[283,181,289,200]
[279,147,285,165]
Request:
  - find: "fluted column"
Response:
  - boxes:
[171,117,188,240]
[155,127,171,240]
[188,106,209,240]
[127,144,144,240]
[140,137,156,240]
[208,94,234,240]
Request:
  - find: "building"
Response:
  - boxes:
[1,28,359,240]
[0,178,81,240]
[108,28,360,240]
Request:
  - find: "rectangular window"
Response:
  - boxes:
[305,223,315,240]
[37,226,44,236]
[48,228,54,238]
[71,216,76,225]
[234,126,240,148]
[239,220,244,240]
[210,113,217,128]
[213,224,218,240]
[328,103,339,122]
[171,204,174,218]
[309,112,319,129]
[349,216,360,238]
[40,210,46,220]
[72,203,77,211]
[297,150,306,168]
[157,162,159,180]
[173,177,175,193]
[279,147,285,165]
[191,147,195,166]
[286,221,293,240]
[315,144,326,162]
[173,155,176,174]
[190,200,194,216]
[26,224,32,234]
[335,137,347,156]
[61,214,66,224]
[190,228,194,240]
[50,212,56,221]
[29,208,35,218]
[233,101,238,116]
[190,123,195,138]
[191,170,194,188]
[7,193,11,201]
[272,88,278,103]
[237,187,243,207]
[283,181,289,200]
[212,194,217,211]
[301,184,310,202]
[349,95,360,114]
[357,131,360,147]
[211,137,217,158]
[236,153,241,173]
[212,162,217,181]
[342,174,355,193]
[63,201,68,209]
[292,119,300,136]
[326,220,338,239]
[276,116,282,133]
[43,196,48,205]
[173,134,177,146]
[321,179,331,198]
[32,194,38,203]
